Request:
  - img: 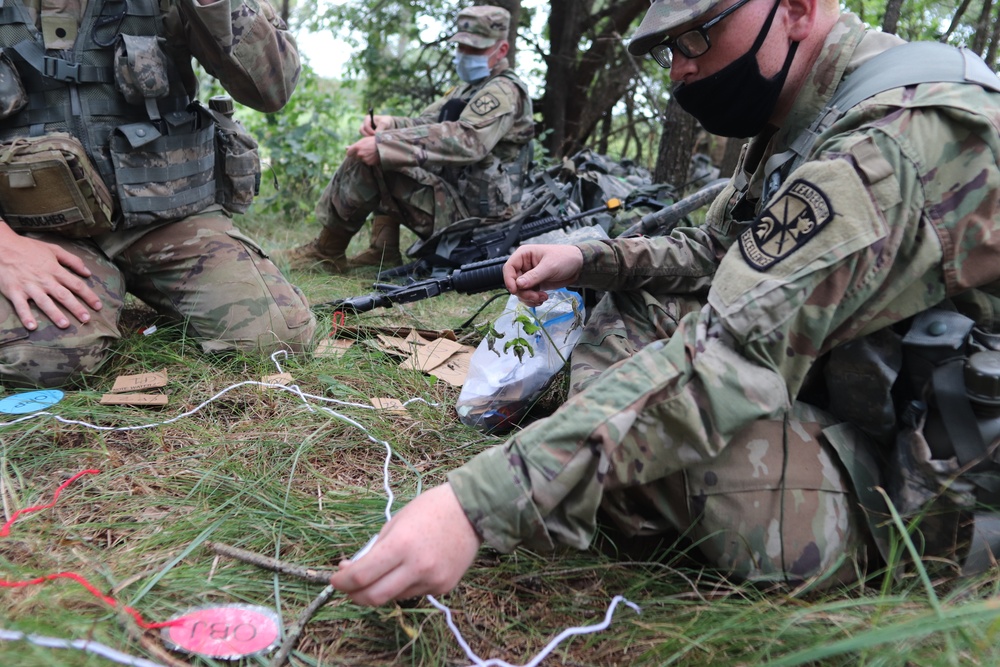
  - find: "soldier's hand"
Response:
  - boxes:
[330,483,482,606]
[0,226,103,331]
[346,137,380,166]
[504,244,584,307]
[360,114,391,136]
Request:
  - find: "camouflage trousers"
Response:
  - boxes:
[0,212,316,388]
[570,288,869,586]
[316,154,469,239]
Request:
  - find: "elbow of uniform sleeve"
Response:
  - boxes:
[576,240,625,289]
[447,444,553,554]
[246,35,300,112]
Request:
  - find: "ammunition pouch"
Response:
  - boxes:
[0,132,114,237]
[110,110,217,229]
[108,34,258,228]
[206,103,261,214]
[114,35,170,107]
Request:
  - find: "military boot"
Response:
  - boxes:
[274,226,354,273]
[346,215,403,269]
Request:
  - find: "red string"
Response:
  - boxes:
[0,572,180,629]
[0,469,100,537]
[0,468,182,629]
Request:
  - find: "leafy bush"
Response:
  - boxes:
[200,62,359,221]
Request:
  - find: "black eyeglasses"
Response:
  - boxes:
[648,0,757,68]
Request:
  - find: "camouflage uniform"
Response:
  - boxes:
[448,13,1000,584]
[0,0,316,388]
[315,59,534,239]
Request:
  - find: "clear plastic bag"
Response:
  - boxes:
[456,288,584,433]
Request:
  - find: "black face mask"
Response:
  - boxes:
[672,0,799,138]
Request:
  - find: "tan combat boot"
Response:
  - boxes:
[274,226,354,273]
[346,215,403,269]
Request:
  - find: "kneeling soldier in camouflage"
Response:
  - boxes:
[0,0,316,388]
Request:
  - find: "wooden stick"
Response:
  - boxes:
[268,585,337,667]
[118,612,193,667]
[205,542,335,584]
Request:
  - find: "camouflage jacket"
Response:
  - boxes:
[10,0,299,112]
[448,13,1000,553]
[375,58,534,218]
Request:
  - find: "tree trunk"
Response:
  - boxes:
[482,0,522,68]
[542,0,589,157]
[941,0,974,42]
[971,0,995,55]
[541,0,647,158]
[653,100,700,189]
[880,0,903,34]
[985,3,1000,69]
[597,109,613,155]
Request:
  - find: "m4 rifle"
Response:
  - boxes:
[321,256,509,314]
[378,198,622,281]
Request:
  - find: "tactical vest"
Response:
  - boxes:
[785,43,1000,573]
[0,0,258,233]
[439,69,532,219]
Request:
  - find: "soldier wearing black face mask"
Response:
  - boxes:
[662,0,799,138]
[327,0,1000,607]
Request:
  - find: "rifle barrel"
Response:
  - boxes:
[620,179,729,238]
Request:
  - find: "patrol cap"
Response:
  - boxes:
[449,5,510,49]
[628,0,723,56]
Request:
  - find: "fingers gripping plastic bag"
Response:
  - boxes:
[456,288,585,433]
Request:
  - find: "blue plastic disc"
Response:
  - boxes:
[0,389,64,414]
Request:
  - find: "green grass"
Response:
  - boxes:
[3,212,1000,667]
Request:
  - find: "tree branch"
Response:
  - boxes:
[205,542,336,584]
[268,585,338,667]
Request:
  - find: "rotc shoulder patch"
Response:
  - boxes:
[470,92,501,115]
[739,179,833,270]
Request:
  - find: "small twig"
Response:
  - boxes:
[118,612,192,667]
[268,585,338,667]
[205,542,335,584]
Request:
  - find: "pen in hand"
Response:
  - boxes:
[369,106,376,132]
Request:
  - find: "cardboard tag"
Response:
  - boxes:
[399,337,468,372]
[376,333,420,355]
[261,372,294,387]
[99,393,169,406]
[429,350,473,387]
[315,338,354,357]
[110,371,168,393]
[370,397,408,414]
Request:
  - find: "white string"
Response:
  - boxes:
[426,594,641,667]
[0,350,638,665]
[0,628,165,667]
[0,351,435,434]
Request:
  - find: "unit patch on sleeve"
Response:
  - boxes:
[470,92,501,115]
[739,179,833,270]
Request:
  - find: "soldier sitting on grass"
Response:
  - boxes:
[275,5,534,273]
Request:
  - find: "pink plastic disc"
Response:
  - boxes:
[162,604,281,659]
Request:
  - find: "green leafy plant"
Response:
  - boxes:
[503,313,540,362]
